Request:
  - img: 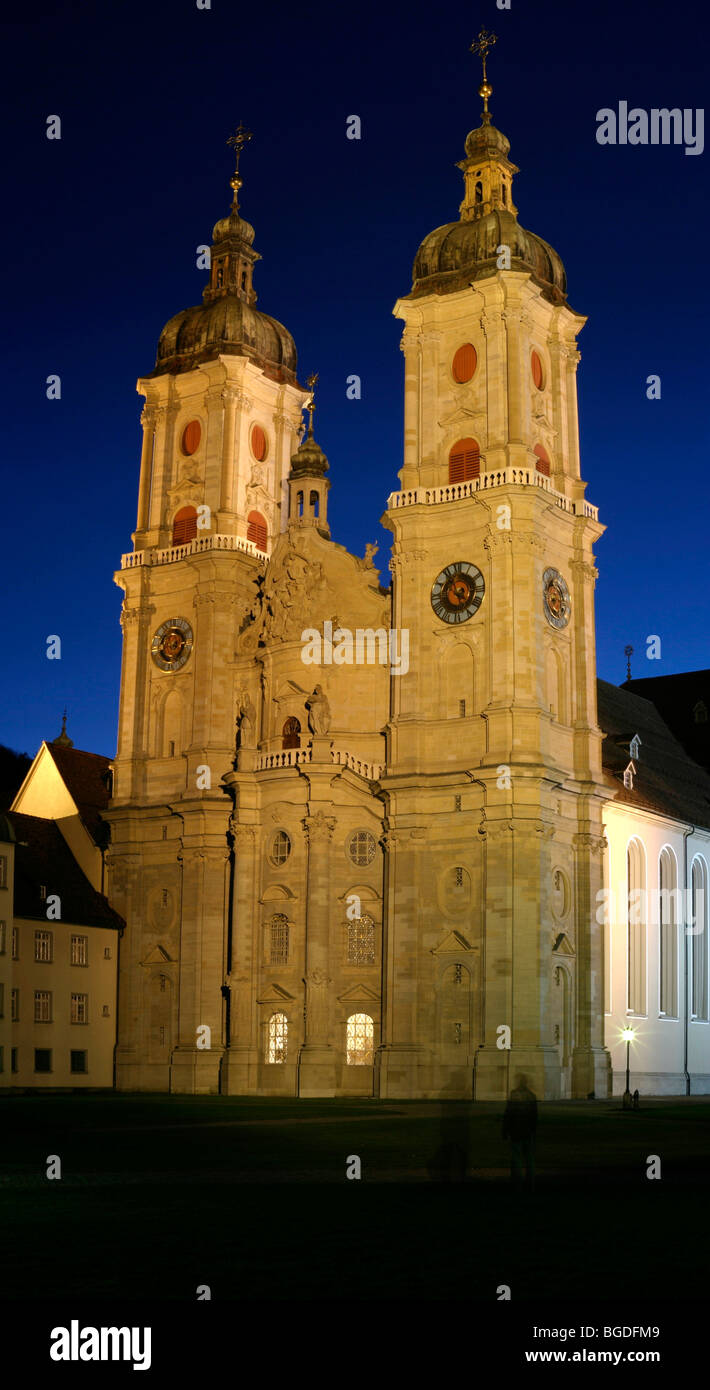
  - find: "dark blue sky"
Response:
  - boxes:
[2,0,708,759]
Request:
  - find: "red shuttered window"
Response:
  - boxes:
[172,506,198,545]
[448,437,480,483]
[247,510,267,551]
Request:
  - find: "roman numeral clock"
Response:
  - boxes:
[430,562,485,624]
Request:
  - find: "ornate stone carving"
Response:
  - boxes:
[570,560,599,584]
[381,831,399,851]
[229,819,257,845]
[238,536,334,650]
[302,811,336,844]
[573,833,607,855]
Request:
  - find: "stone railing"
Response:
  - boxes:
[387,467,598,521]
[120,533,268,569]
[255,745,384,779]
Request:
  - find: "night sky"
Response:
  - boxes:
[3,0,708,760]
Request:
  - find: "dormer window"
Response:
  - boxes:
[501,183,507,205]
[240,271,247,290]
[623,761,636,790]
[310,490,319,518]
[630,734,641,761]
[215,259,225,289]
[474,181,483,204]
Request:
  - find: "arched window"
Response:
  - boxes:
[346,1013,374,1065]
[282,717,301,750]
[310,490,319,518]
[691,857,708,1020]
[247,510,267,551]
[240,271,247,290]
[448,437,480,484]
[267,1012,287,1063]
[269,914,289,966]
[296,490,304,518]
[172,506,198,545]
[534,444,551,477]
[659,847,679,1016]
[627,838,646,1015]
[501,183,507,205]
[347,914,375,965]
[474,181,483,203]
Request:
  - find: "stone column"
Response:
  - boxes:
[504,304,526,462]
[376,828,430,1098]
[218,386,239,519]
[136,406,156,535]
[170,843,229,1094]
[149,402,177,538]
[564,347,582,481]
[298,805,337,1096]
[571,831,612,1097]
[221,821,260,1094]
[399,331,420,489]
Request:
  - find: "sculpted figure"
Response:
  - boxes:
[306,684,331,736]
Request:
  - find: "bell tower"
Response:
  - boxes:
[377,34,612,1101]
[106,129,309,1094]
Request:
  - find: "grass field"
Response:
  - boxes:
[2,1093,709,1301]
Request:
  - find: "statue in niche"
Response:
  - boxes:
[236,692,257,749]
[306,684,331,736]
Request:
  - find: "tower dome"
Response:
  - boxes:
[408,68,568,306]
[148,127,300,383]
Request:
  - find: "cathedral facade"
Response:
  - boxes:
[104,95,710,1101]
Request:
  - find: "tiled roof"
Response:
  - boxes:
[45,742,112,846]
[8,811,124,931]
[597,679,710,829]
[622,671,710,774]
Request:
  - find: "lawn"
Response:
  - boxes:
[2,1093,709,1301]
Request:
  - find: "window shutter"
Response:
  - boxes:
[448,437,480,483]
[172,506,198,544]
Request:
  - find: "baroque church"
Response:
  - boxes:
[100,52,710,1101]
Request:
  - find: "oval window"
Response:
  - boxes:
[181,420,201,455]
[531,351,545,391]
[251,425,268,461]
[452,343,477,383]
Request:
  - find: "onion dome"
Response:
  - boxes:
[408,42,568,306]
[149,125,300,383]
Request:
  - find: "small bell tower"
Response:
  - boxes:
[287,373,330,538]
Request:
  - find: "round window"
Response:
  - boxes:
[347,830,376,867]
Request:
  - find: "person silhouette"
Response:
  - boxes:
[502,1073,537,1190]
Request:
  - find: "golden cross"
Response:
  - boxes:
[470,27,497,80]
[305,373,318,436]
[226,122,253,209]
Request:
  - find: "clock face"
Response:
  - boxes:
[151,617,194,672]
[542,568,571,629]
[431,562,485,624]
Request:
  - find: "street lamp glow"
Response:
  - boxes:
[621,1027,636,1043]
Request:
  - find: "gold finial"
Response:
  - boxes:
[305,372,318,437]
[226,122,253,211]
[470,28,497,124]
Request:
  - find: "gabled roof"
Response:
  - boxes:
[597,679,710,828]
[622,670,710,774]
[8,811,123,931]
[44,742,112,845]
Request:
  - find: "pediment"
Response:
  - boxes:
[261,885,296,903]
[552,931,575,956]
[431,929,474,954]
[256,983,295,1003]
[166,472,201,502]
[273,679,310,705]
[438,405,486,431]
[338,983,380,1003]
[141,944,173,966]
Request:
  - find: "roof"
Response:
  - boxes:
[597,679,710,828]
[8,811,124,931]
[621,671,710,774]
[45,742,112,845]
